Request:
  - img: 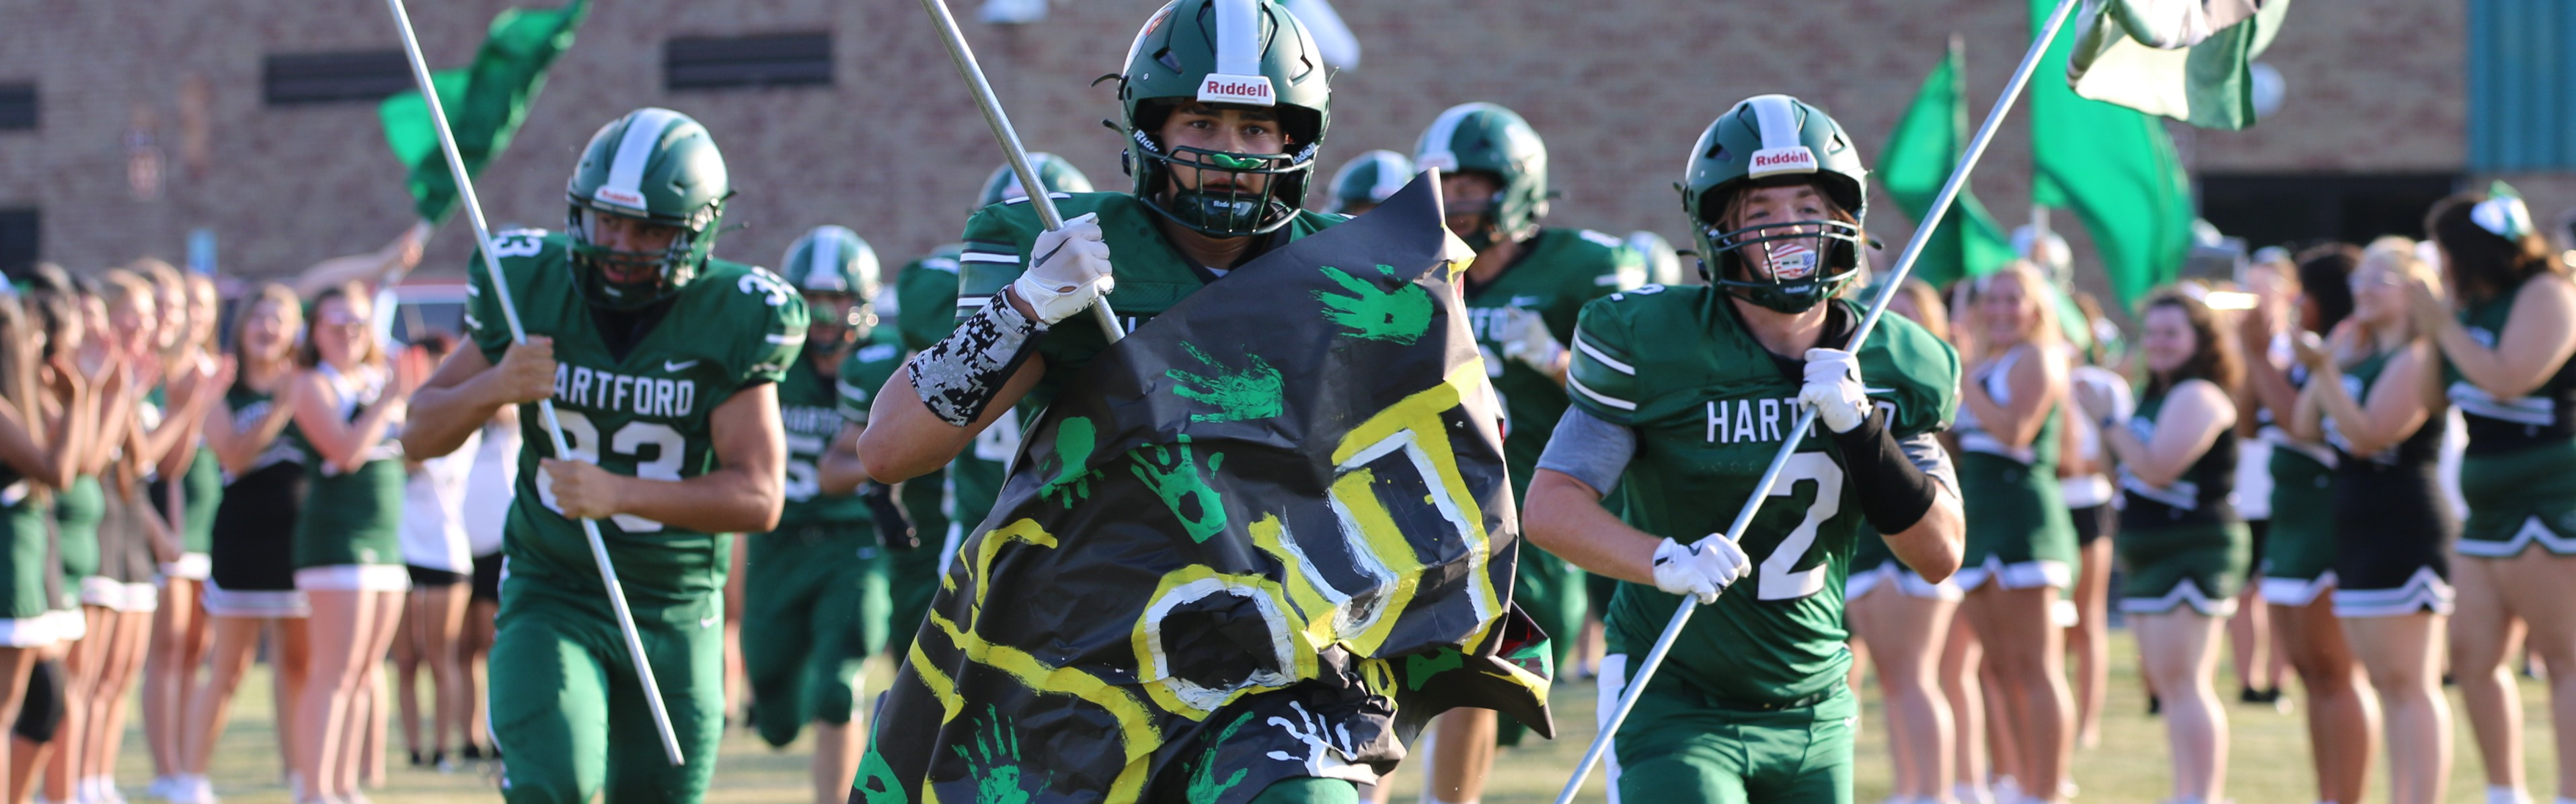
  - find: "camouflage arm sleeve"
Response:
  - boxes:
[907,291,1042,427]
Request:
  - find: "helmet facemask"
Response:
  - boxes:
[1698,179,1864,313]
[1129,102,1321,238]
[800,289,868,353]
[566,203,720,312]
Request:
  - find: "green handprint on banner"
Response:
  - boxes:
[1036,417,1098,508]
[1186,712,1257,802]
[953,707,1048,804]
[852,748,906,804]
[1313,264,1433,344]
[1129,434,1227,543]
[1167,342,1284,424]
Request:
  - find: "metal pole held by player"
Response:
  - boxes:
[1554,0,2084,799]
[919,0,1125,344]
[379,0,687,767]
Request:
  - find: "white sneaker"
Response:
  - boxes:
[142,778,172,802]
[171,776,217,804]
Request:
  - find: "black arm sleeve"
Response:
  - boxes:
[1830,409,1946,534]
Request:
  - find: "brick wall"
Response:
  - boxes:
[0,0,2481,298]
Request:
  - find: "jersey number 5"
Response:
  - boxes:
[782,434,824,501]
[537,409,684,532]
[1757,452,1845,601]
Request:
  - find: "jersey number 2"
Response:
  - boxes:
[1757,452,1844,601]
[538,409,684,532]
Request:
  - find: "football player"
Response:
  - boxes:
[817,155,1093,659]
[402,108,804,804]
[1521,95,1966,804]
[851,1,1367,800]
[1407,101,1642,804]
[741,225,891,804]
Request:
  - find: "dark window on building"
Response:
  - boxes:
[665,33,833,91]
[0,210,37,278]
[2199,173,2458,251]
[0,85,34,130]
[2470,0,2576,170]
[263,51,414,106]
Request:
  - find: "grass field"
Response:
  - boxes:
[148,636,2560,803]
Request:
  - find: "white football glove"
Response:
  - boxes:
[1798,347,1871,434]
[1651,535,1753,604]
[1012,212,1116,325]
[1496,306,1566,373]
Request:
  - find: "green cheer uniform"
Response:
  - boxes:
[2446,277,2576,557]
[56,475,102,604]
[0,471,56,645]
[2324,348,2456,616]
[1562,286,1957,804]
[1953,345,2078,592]
[743,342,887,748]
[2259,363,2341,606]
[291,363,410,589]
[2115,382,2250,616]
[465,229,804,801]
[182,448,221,560]
[1468,227,1641,667]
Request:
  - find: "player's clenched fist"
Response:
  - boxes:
[492,335,558,405]
[540,457,621,520]
[1652,534,1753,604]
[1013,212,1115,325]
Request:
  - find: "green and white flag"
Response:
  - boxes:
[1880,38,2016,290]
[378,0,590,224]
[2066,0,2291,130]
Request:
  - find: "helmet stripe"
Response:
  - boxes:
[1414,102,1480,173]
[1210,0,1261,78]
[599,108,684,212]
[808,232,841,290]
[1745,95,1802,152]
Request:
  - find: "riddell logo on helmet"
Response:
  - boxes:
[1747,147,1818,177]
[1197,73,1277,106]
[594,187,647,210]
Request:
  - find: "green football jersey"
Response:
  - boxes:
[465,229,808,601]
[1567,286,1959,705]
[1467,227,1644,496]
[954,192,1342,412]
[777,344,873,528]
[894,245,965,355]
[833,329,910,428]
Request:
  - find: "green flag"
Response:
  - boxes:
[2066,0,2291,130]
[2032,0,2193,309]
[379,0,591,224]
[1879,38,2016,291]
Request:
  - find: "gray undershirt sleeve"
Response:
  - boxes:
[1899,432,1961,499]
[1535,407,1636,499]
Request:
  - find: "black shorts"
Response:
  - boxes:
[407,565,467,588]
[2071,504,2115,547]
[470,553,502,603]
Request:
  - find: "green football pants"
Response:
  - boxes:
[1608,661,1856,804]
[744,524,886,748]
[490,575,725,804]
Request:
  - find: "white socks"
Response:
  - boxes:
[2490,787,2532,804]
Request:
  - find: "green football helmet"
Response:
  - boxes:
[977,153,1096,210]
[782,225,879,352]
[1679,95,1869,313]
[1324,149,1413,214]
[565,108,733,311]
[1414,102,1548,251]
[1115,0,1331,237]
